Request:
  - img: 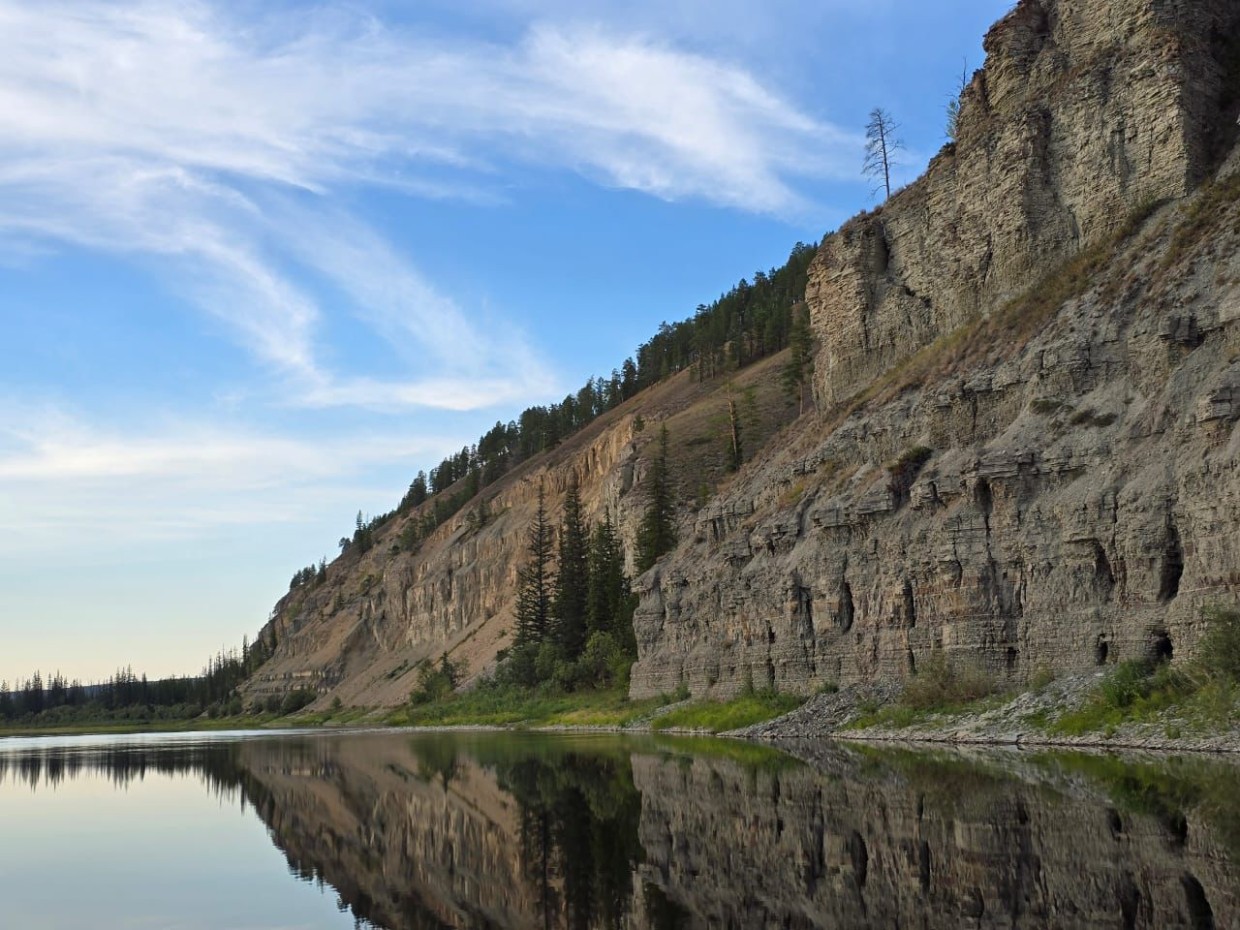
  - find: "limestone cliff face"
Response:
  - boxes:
[810,0,1235,412]
[251,0,1240,708]
[628,0,1240,697]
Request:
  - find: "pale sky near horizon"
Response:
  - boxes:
[0,0,1010,686]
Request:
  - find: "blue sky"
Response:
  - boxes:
[0,0,1009,686]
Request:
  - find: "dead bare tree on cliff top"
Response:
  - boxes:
[863,107,902,200]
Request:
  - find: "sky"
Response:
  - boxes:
[0,0,1010,686]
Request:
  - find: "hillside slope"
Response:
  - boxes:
[249,0,1240,709]
[245,351,800,707]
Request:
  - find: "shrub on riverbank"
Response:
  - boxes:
[651,689,805,734]
[392,681,671,728]
[1051,607,1240,736]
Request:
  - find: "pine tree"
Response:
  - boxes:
[637,425,676,572]
[514,482,554,650]
[587,512,637,655]
[726,395,743,472]
[781,303,815,415]
[553,479,590,659]
[863,107,902,200]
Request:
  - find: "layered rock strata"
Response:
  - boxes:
[629,0,1240,697]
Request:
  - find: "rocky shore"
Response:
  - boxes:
[735,675,1240,754]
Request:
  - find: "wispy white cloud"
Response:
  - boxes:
[0,0,850,206]
[0,0,850,410]
[0,405,460,552]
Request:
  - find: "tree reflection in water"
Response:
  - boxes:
[4,733,1240,929]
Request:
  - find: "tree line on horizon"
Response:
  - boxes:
[0,638,274,726]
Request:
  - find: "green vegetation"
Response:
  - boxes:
[499,481,638,694]
[390,683,670,728]
[780,303,815,414]
[650,735,803,772]
[1030,397,1068,415]
[1050,607,1240,736]
[1068,408,1117,428]
[0,637,276,730]
[944,60,970,143]
[846,650,1004,730]
[408,655,461,705]
[651,689,805,734]
[1032,751,1240,858]
[329,241,818,564]
[636,424,677,572]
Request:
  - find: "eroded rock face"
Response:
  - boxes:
[628,0,1240,698]
[634,748,1240,929]
[809,0,1237,412]
[249,0,1240,708]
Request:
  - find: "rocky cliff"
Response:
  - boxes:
[246,353,799,707]
[249,0,1240,708]
[628,0,1240,697]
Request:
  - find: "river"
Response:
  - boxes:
[1,729,1236,928]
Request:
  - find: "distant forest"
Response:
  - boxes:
[0,639,289,726]
[304,239,818,580]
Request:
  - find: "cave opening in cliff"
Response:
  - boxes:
[1095,637,1110,666]
[1182,873,1215,930]
[837,581,855,632]
[975,478,993,519]
[1159,522,1184,602]
[1148,629,1174,665]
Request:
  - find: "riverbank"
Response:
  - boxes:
[7,662,1240,754]
[737,670,1240,754]
[0,687,797,739]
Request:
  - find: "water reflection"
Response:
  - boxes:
[2,732,1239,929]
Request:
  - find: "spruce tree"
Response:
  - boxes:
[781,304,815,414]
[587,512,637,655]
[553,479,590,659]
[514,482,553,650]
[636,425,676,572]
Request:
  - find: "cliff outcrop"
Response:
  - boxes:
[249,0,1240,708]
[628,0,1240,697]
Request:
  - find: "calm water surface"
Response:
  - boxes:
[2,729,1239,929]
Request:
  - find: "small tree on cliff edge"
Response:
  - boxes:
[945,59,970,143]
[863,107,902,200]
[637,425,676,573]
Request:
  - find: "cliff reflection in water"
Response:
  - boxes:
[6,733,1240,929]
